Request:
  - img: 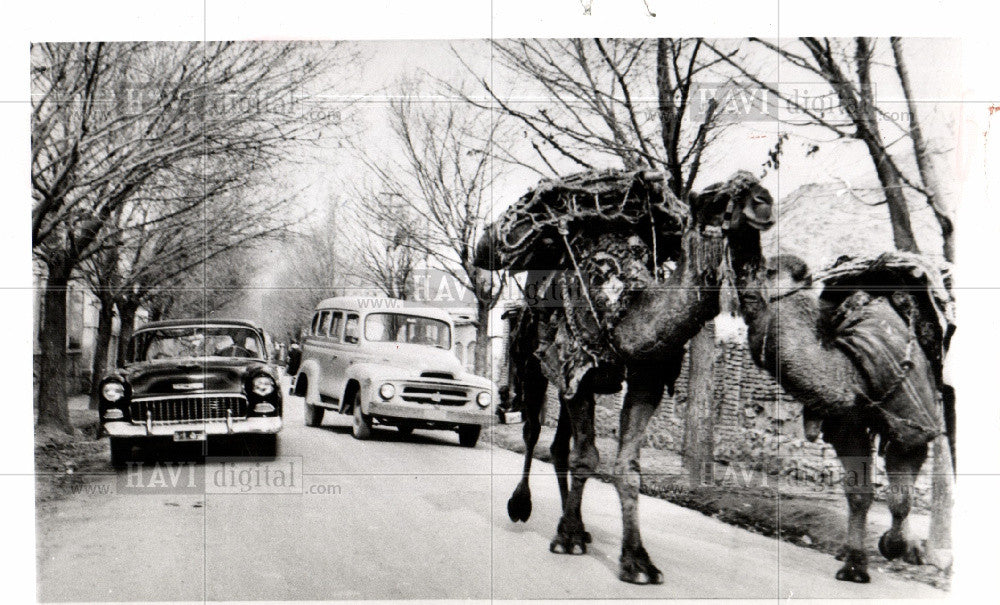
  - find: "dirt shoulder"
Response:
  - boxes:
[489,423,950,590]
[35,406,113,508]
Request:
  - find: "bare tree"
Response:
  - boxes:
[708,37,955,259]
[258,206,345,341]
[31,41,338,432]
[460,38,725,201]
[890,37,954,262]
[345,192,419,300]
[355,92,504,375]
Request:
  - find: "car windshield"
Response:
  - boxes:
[128,326,265,362]
[364,313,451,349]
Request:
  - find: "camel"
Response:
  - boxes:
[737,253,954,583]
[475,169,776,584]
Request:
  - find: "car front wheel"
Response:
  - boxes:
[305,402,324,427]
[351,392,372,440]
[458,425,481,448]
[110,438,135,468]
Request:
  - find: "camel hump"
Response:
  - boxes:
[816,251,955,385]
[831,293,945,448]
[472,169,685,273]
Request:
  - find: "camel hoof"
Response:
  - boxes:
[549,518,588,555]
[878,532,906,560]
[549,536,587,555]
[507,489,532,523]
[835,548,870,583]
[878,532,924,565]
[619,547,663,585]
[583,531,592,544]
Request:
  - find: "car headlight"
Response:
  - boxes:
[252,375,276,397]
[101,381,125,403]
[476,391,491,408]
[379,383,396,400]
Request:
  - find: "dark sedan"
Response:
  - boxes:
[98,318,283,466]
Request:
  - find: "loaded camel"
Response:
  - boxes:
[474,169,776,584]
[737,252,955,582]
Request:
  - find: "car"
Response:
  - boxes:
[294,297,496,447]
[98,318,284,466]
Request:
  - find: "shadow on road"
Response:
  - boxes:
[312,422,464,448]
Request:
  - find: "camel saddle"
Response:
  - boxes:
[830,290,945,450]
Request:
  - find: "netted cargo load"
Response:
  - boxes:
[817,251,955,384]
[473,169,686,273]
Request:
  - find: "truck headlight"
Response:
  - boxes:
[252,375,276,397]
[379,383,396,400]
[101,381,125,403]
[476,392,491,408]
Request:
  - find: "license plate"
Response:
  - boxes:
[173,430,206,442]
[502,411,523,424]
[422,408,448,421]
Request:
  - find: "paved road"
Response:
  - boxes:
[37,388,945,601]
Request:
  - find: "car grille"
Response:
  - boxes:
[400,385,469,406]
[130,395,249,424]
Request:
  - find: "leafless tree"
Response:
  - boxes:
[344,191,419,300]
[458,38,726,203]
[32,41,340,432]
[354,91,504,375]
[707,37,954,261]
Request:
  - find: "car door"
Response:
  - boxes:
[323,310,350,403]
[305,310,332,397]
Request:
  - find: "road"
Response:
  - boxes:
[37,388,945,601]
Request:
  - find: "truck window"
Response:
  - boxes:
[344,314,360,344]
[318,311,332,336]
[311,313,321,335]
[329,311,344,341]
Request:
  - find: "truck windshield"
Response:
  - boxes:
[129,326,265,362]
[364,313,451,349]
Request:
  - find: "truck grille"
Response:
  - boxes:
[400,385,469,406]
[130,395,248,424]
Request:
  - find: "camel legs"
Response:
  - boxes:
[827,421,875,583]
[550,399,572,509]
[507,364,547,523]
[549,386,597,555]
[878,442,928,565]
[612,367,666,585]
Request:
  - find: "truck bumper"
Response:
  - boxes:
[103,417,283,438]
[365,400,493,427]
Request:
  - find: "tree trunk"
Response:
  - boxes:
[37,261,74,433]
[862,136,921,254]
[473,299,491,378]
[926,434,954,570]
[890,37,954,262]
[116,300,139,368]
[88,298,115,410]
[683,322,717,486]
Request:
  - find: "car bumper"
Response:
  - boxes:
[103,417,283,438]
[365,399,493,426]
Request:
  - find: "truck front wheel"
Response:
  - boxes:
[458,425,481,448]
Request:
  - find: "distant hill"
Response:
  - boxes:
[762,182,945,272]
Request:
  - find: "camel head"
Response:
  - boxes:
[738,254,812,323]
[688,170,775,240]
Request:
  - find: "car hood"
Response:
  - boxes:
[117,358,271,397]
[359,342,466,376]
